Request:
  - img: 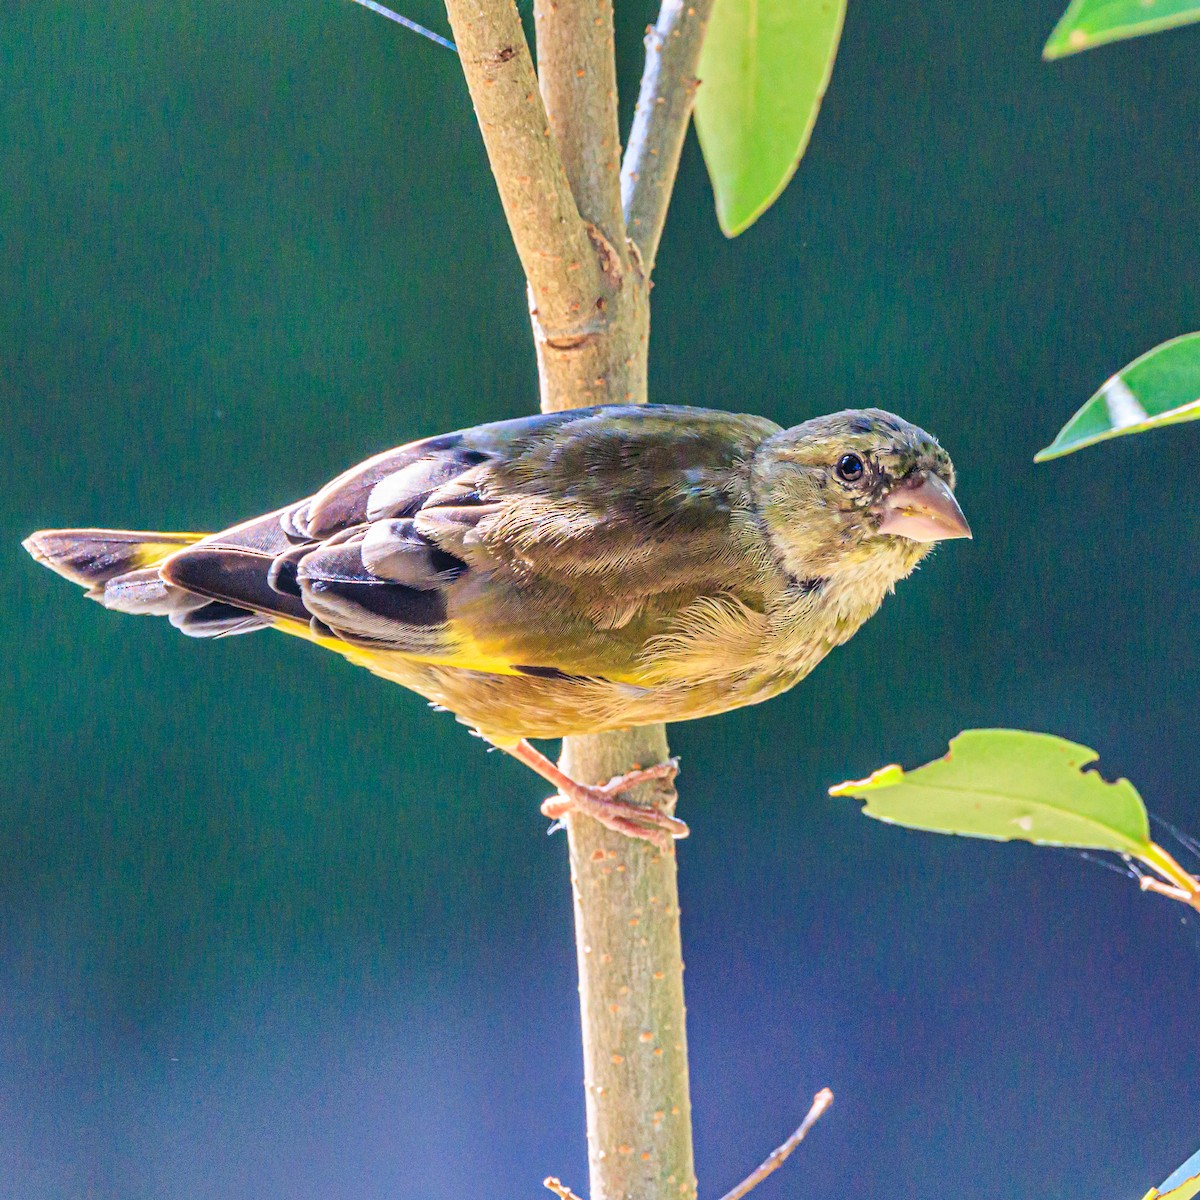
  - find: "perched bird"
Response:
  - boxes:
[24,404,969,849]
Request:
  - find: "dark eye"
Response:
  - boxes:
[836,453,864,482]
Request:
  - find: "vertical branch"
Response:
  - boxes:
[534,0,627,253]
[530,9,701,1200]
[559,728,697,1200]
[529,0,650,409]
[621,0,715,273]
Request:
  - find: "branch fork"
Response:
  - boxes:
[437,0,718,1196]
[442,0,713,332]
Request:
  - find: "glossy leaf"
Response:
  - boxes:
[830,730,1150,850]
[1044,0,1200,58]
[695,0,846,237]
[1034,332,1200,461]
[830,730,1200,908]
[1142,1146,1200,1200]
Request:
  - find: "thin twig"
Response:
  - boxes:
[442,0,609,336]
[534,0,626,250]
[348,0,458,51]
[620,0,716,273]
[715,1088,834,1200]
[543,1177,585,1200]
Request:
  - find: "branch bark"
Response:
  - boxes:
[621,0,716,273]
[559,728,696,1200]
[442,0,609,337]
[534,0,626,253]
[529,0,651,409]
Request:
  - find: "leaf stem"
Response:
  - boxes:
[1136,841,1200,912]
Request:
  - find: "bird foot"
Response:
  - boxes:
[540,759,688,852]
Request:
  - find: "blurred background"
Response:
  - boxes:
[2,1,1198,1196]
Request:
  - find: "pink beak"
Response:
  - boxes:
[876,473,971,543]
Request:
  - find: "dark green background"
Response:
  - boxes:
[2,2,1198,1196]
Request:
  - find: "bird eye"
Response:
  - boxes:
[836,453,864,483]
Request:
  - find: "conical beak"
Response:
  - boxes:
[876,473,971,543]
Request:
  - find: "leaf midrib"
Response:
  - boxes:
[867,777,1148,851]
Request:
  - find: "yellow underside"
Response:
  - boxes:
[268,614,528,678]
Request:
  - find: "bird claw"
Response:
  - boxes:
[539,758,688,851]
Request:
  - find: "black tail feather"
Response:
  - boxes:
[161,545,311,624]
[22,529,205,593]
[23,526,275,638]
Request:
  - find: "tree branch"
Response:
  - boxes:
[534,0,626,253]
[443,0,610,335]
[621,0,715,274]
[530,11,693,1197]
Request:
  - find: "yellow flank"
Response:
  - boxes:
[268,614,527,677]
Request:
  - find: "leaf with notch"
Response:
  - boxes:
[831,730,1150,851]
[830,730,1200,907]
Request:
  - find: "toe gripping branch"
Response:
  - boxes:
[505,739,688,852]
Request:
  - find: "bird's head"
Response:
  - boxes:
[751,408,969,589]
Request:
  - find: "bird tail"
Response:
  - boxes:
[21,528,272,637]
[23,528,205,592]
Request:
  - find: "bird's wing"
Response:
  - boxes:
[162,405,783,677]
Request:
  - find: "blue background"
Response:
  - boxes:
[1,2,1198,1197]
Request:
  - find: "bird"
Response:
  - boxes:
[23,403,969,850]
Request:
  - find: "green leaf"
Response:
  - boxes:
[830,730,1151,852]
[1044,0,1200,59]
[1143,1147,1200,1200]
[695,0,846,237]
[832,730,1200,907]
[1034,332,1200,462]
